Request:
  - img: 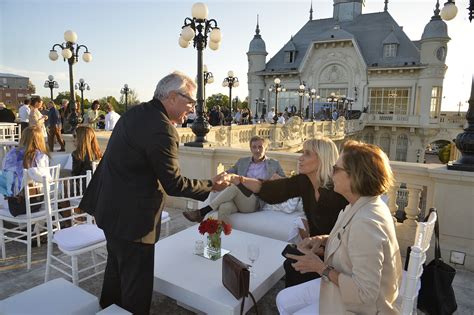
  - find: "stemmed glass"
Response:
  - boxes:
[247,243,260,278]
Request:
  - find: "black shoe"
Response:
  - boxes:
[183,209,203,223]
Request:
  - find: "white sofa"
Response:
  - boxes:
[199,192,304,242]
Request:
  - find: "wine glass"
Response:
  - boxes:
[247,243,260,277]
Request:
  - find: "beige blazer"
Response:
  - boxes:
[320,196,402,314]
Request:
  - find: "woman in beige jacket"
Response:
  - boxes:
[281,140,402,314]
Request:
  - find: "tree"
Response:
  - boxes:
[119,88,140,108]
[53,91,80,106]
[27,80,36,94]
[99,96,122,113]
[205,93,229,112]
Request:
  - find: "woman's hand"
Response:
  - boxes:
[299,235,326,256]
[286,246,325,274]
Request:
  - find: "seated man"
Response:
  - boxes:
[183,135,285,222]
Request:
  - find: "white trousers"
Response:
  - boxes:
[276,278,320,315]
[209,184,258,222]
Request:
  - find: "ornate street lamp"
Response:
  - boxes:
[48,30,92,131]
[269,78,286,123]
[297,83,306,118]
[222,70,239,116]
[440,0,474,171]
[202,64,214,106]
[179,2,222,147]
[309,88,319,121]
[254,98,265,122]
[120,84,130,111]
[327,92,339,119]
[44,75,59,100]
[74,78,90,119]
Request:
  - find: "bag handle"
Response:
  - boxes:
[425,208,441,260]
[240,292,258,315]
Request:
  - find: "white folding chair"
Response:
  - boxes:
[43,171,107,285]
[0,165,60,270]
[399,209,437,314]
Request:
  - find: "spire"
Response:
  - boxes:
[309,0,313,20]
[255,14,260,35]
[384,0,388,12]
[432,0,441,20]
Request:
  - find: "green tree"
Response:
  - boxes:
[27,80,36,94]
[205,93,229,112]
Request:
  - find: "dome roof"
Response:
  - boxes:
[248,19,267,54]
[422,16,449,40]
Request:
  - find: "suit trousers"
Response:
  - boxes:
[47,126,65,151]
[209,184,259,222]
[100,234,155,315]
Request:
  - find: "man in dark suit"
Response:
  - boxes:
[79,71,229,314]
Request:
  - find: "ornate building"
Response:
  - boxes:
[247,0,464,162]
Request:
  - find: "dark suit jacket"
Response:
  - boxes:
[79,98,213,241]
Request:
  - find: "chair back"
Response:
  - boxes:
[92,160,99,173]
[43,171,92,239]
[400,208,437,315]
[21,165,61,218]
[0,123,21,143]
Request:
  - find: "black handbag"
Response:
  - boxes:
[417,209,457,315]
[222,254,258,315]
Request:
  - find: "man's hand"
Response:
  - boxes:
[211,172,231,191]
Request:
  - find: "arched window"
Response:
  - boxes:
[379,133,391,156]
[396,134,408,161]
[363,132,374,144]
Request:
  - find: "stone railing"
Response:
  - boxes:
[366,114,421,126]
[175,146,474,271]
[437,113,466,127]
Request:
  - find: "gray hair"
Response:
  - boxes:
[153,71,196,100]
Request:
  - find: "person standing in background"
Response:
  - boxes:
[0,102,16,123]
[104,103,120,131]
[18,99,31,131]
[46,101,65,152]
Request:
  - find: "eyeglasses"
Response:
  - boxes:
[177,92,197,106]
[332,165,348,174]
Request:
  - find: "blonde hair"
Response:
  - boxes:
[341,140,394,196]
[302,135,339,189]
[74,126,102,161]
[18,126,49,168]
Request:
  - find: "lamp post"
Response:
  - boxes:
[48,30,92,131]
[254,98,265,122]
[74,78,90,119]
[222,71,239,117]
[179,2,222,147]
[203,64,214,106]
[268,78,285,122]
[297,83,306,118]
[441,0,474,171]
[309,88,319,121]
[44,75,59,100]
[327,92,339,120]
[120,84,130,112]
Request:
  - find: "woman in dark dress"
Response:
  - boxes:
[71,126,102,176]
[230,136,348,287]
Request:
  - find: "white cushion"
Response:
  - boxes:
[0,207,46,219]
[225,209,304,242]
[0,278,100,314]
[162,210,170,221]
[261,197,303,214]
[54,224,105,251]
[96,304,132,315]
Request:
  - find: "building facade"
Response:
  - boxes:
[247,0,463,162]
[0,73,30,109]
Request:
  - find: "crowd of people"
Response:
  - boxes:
[0,71,402,315]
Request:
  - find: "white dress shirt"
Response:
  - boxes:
[105,111,121,131]
[18,104,30,123]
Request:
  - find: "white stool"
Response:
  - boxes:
[96,304,132,314]
[0,278,100,314]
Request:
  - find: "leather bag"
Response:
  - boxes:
[417,209,457,315]
[222,254,258,315]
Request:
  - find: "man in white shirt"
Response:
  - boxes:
[18,99,31,131]
[104,103,120,131]
[266,107,276,123]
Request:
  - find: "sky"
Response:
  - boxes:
[1,0,473,112]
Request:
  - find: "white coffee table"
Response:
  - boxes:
[153,226,287,314]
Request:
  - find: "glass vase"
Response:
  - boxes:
[207,232,222,260]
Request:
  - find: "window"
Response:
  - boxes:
[17,93,24,97]
[363,132,374,144]
[5,93,11,97]
[396,134,408,162]
[384,44,397,57]
[268,90,298,113]
[284,51,295,64]
[368,87,410,115]
[430,86,442,118]
[379,133,391,156]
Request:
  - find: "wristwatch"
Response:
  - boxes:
[322,265,334,282]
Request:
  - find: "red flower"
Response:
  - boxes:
[207,219,219,234]
[198,220,209,235]
[223,222,232,235]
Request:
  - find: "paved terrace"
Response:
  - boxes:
[1,206,473,314]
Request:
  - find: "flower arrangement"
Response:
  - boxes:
[198,218,232,259]
[198,217,232,236]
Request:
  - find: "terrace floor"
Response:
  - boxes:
[1,206,473,314]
